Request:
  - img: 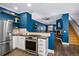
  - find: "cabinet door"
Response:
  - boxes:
[13,36,25,50]
[17,36,25,50]
[13,36,18,49]
[38,39,45,44]
[38,39,48,56]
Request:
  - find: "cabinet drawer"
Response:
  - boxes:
[38,41,44,44]
[38,43,44,46]
[38,44,46,49]
[38,49,45,53]
[38,45,44,49]
[38,49,46,56]
[19,36,25,39]
[38,39,46,43]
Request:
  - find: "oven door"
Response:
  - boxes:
[25,39,38,55]
[26,39,36,51]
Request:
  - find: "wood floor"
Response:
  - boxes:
[5,48,35,56]
[69,23,79,45]
[5,48,54,56]
[54,38,79,56]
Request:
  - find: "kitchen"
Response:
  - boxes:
[0,3,79,56]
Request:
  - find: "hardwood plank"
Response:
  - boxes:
[69,23,79,45]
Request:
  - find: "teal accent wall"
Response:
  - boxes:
[61,13,69,43]
[48,32,55,50]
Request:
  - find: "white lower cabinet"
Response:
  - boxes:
[13,36,48,56]
[17,36,25,50]
[13,36,25,50]
[38,38,48,56]
[13,36,18,49]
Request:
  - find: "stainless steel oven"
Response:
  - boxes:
[25,36,38,55]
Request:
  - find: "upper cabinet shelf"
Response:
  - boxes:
[0,10,20,18]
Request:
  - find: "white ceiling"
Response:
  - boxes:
[70,13,79,25]
[0,3,79,25]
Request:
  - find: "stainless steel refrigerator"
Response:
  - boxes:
[0,20,13,56]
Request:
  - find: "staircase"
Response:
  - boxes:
[69,23,79,45]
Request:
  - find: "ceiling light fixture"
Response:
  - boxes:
[14,7,18,10]
[27,3,32,7]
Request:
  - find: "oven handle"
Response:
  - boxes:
[26,39,37,42]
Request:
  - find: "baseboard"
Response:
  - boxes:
[48,49,54,53]
[62,42,69,45]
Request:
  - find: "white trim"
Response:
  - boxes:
[62,42,69,45]
[48,49,54,53]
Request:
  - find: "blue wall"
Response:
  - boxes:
[0,7,16,20]
[19,12,27,28]
[31,19,47,32]
[0,12,15,20]
[19,12,47,32]
[0,7,18,15]
[18,12,46,32]
[61,13,69,43]
[48,32,55,50]
[48,13,69,50]
[19,12,32,29]
[0,7,19,28]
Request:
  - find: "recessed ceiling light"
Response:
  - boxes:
[14,7,18,10]
[27,3,32,7]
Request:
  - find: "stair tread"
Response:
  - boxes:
[69,22,79,45]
